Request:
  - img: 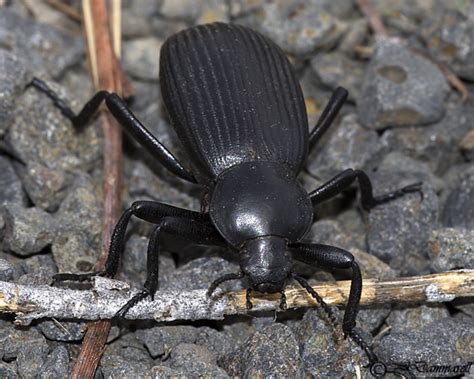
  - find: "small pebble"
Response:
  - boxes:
[258,1,347,55]
[358,38,449,129]
[37,346,69,379]
[307,113,382,179]
[420,9,474,81]
[427,228,474,271]
[441,166,474,229]
[123,37,163,81]
[167,343,228,377]
[2,203,56,256]
[221,323,305,377]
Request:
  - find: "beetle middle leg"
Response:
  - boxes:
[309,168,423,210]
[290,242,379,365]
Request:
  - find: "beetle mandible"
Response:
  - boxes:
[30,22,422,366]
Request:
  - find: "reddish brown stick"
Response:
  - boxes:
[70,1,126,378]
[356,0,387,36]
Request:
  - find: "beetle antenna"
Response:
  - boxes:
[292,274,339,329]
[291,274,379,367]
[207,271,244,297]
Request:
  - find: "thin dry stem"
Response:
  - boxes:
[0,270,472,324]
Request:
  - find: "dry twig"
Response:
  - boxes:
[1,270,472,324]
[70,1,128,378]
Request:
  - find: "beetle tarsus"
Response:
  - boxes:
[279,291,287,310]
[115,289,150,319]
[246,288,253,310]
[51,270,107,285]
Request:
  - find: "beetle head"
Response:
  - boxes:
[239,236,292,293]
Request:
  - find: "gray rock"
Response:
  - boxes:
[366,171,438,275]
[0,361,18,379]
[460,128,474,161]
[37,320,86,342]
[381,100,474,174]
[148,365,187,378]
[378,152,442,190]
[20,162,72,212]
[123,37,162,80]
[37,345,69,379]
[0,9,83,78]
[221,323,305,377]
[52,174,102,273]
[119,235,176,289]
[229,0,265,18]
[16,253,57,286]
[375,318,472,370]
[121,0,160,38]
[0,258,15,281]
[386,304,450,332]
[164,257,240,291]
[311,52,365,101]
[124,157,200,211]
[358,38,449,129]
[196,0,230,24]
[307,113,382,179]
[258,1,347,55]
[339,18,369,53]
[159,0,203,20]
[2,203,56,255]
[294,309,369,377]
[104,332,153,367]
[0,50,28,136]
[307,219,357,251]
[427,228,474,271]
[135,325,198,358]
[100,354,150,379]
[8,82,102,172]
[420,10,474,81]
[441,167,474,229]
[0,156,25,206]
[0,327,49,379]
[168,343,229,377]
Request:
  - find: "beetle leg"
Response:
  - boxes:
[53,201,209,283]
[309,168,423,211]
[290,243,379,366]
[117,216,226,317]
[27,78,196,183]
[308,87,348,148]
[246,288,253,310]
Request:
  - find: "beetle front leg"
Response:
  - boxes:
[290,243,379,365]
[116,216,225,317]
[309,168,422,211]
[53,201,209,282]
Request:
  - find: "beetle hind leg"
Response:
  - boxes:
[309,168,423,211]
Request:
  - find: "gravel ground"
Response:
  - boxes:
[0,1,473,378]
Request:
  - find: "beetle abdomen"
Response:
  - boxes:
[160,23,308,184]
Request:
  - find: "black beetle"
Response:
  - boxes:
[30,22,422,366]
